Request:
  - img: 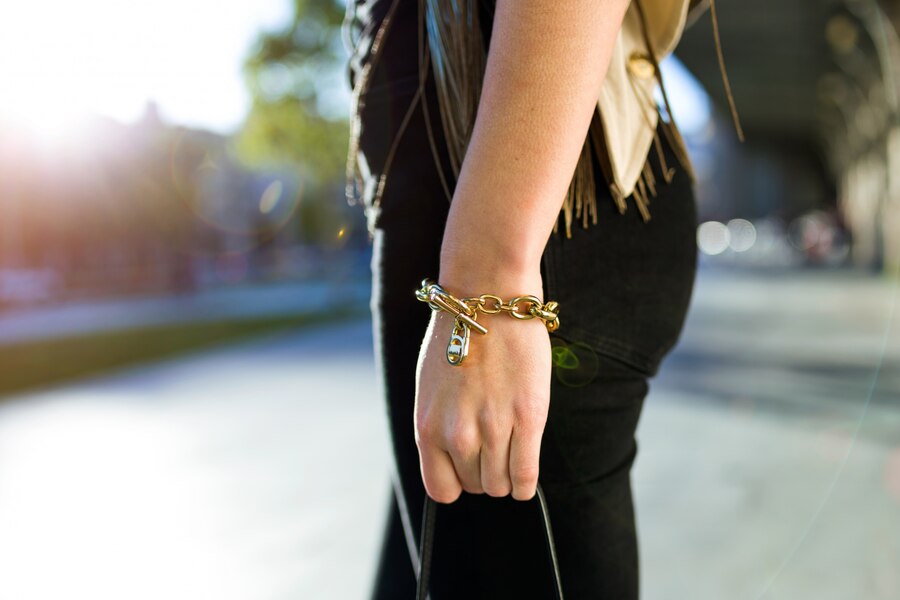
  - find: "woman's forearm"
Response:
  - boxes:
[439,0,632,297]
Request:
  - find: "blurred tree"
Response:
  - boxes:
[238,0,349,188]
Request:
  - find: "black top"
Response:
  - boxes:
[344,0,421,98]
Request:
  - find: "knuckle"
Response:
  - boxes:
[446,422,479,455]
[513,398,546,426]
[414,425,425,446]
[477,407,499,428]
[415,419,436,446]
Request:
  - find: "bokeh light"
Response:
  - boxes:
[726,218,757,252]
[697,220,730,255]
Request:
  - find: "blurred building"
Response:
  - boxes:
[0,102,328,308]
[678,0,900,272]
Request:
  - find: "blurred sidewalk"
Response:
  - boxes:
[636,267,900,599]
[0,268,897,600]
[0,278,371,346]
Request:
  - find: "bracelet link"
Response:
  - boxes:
[414,277,561,365]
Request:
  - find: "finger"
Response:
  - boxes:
[446,423,484,495]
[508,416,543,501]
[447,447,484,495]
[480,417,512,497]
[419,442,463,504]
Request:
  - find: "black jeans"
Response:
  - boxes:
[361,57,697,600]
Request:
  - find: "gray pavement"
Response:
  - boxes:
[0,268,897,599]
[637,268,900,600]
[0,320,389,600]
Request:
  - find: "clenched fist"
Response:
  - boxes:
[413,298,553,503]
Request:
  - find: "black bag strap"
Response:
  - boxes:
[415,481,564,599]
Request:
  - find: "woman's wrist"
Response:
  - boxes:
[438,244,544,302]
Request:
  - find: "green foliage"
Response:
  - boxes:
[238,0,350,185]
[236,96,348,184]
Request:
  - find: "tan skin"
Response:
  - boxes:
[414,0,633,503]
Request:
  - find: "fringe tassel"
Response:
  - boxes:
[634,171,651,222]
[557,135,598,239]
[651,124,677,184]
[580,146,598,230]
[587,111,628,218]
[709,0,746,142]
[658,113,695,181]
[609,182,628,215]
[634,0,696,187]
[642,158,657,197]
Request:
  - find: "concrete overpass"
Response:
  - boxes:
[676,0,900,271]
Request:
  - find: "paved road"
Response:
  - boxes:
[0,268,896,600]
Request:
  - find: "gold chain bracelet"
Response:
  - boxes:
[414,278,560,366]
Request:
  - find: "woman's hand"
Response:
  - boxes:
[413,270,552,503]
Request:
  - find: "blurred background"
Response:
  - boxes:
[0,0,897,598]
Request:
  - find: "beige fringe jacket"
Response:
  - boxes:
[345,0,743,239]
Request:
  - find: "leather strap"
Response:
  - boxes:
[415,481,564,599]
